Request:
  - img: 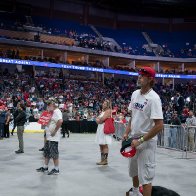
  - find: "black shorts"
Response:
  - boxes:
[44,141,59,159]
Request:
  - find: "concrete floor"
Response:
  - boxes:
[0,133,196,196]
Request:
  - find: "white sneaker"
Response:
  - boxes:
[130,190,143,196]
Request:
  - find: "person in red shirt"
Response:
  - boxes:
[183,106,189,117]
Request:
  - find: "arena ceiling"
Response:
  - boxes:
[74,0,196,17]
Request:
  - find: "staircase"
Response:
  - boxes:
[142,32,164,56]
[89,25,103,38]
[25,16,34,26]
[90,25,122,52]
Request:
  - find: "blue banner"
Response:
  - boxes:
[0,58,195,79]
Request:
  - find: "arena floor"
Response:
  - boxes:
[0,133,196,196]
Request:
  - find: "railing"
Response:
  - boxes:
[157,124,196,158]
[157,124,185,150]
[114,122,196,158]
[114,121,126,141]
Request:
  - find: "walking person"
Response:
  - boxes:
[15,103,26,154]
[95,100,112,166]
[36,100,63,175]
[123,67,163,196]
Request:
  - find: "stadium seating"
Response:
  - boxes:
[0,13,195,57]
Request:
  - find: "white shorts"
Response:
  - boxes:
[128,140,156,185]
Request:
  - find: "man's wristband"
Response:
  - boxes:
[138,136,144,144]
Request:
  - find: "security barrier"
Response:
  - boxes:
[114,122,196,158]
[157,124,185,150]
[114,122,126,140]
[157,124,196,158]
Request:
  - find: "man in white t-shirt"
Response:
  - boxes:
[123,67,163,196]
[36,100,63,175]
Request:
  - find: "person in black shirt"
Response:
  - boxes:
[169,113,181,148]
[62,109,70,138]
[15,103,26,154]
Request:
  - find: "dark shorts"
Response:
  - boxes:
[44,141,59,159]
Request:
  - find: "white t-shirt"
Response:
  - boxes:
[45,108,63,142]
[128,89,163,141]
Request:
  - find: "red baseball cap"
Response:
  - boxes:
[120,138,137,158]
[138,67,156,78]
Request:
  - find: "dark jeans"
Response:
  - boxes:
[4,123,10,138]
[62,122,69,137]
[0,123,4,138]
[12,121,17,133]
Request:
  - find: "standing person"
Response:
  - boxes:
[15,103,26,154]
[36,100,63,175]
[95,100,112,166]
[123,67,163,196]
[4,108,11,138]
[169,112,181,148]
[62,109,70,138]
[176,93,185,115]
[185,110,196,152]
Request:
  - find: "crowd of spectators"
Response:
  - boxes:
[0,66,195,152]
[160,43,196,58]
[0,67,195,123]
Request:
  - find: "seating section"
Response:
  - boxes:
[0,29,75,46]
[97,27,153,56]
[0,29,35,41]
[40,34,74,46]
[32,16,95,36]
[146,31,196,58]
[0,12,195,58]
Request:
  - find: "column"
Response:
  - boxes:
[129,60,135,69]
[41,49,44,60]
[64,52,67,63]
[181,63,184,72]
[154,62,160,72]
[103,57,109,67]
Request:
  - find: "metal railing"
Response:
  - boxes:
[114,121,126,140]
[157,124,196,158]
[114,122,196,158]
[157,124,185,150]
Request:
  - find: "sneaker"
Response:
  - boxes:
[131,191,143,196]
[15,150,24,154]
[127,188,143,196]
[48,168,59,175]
[39,148,44,151]
[36,167,48,173]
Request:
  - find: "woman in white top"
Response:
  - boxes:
[95,100,112,165]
